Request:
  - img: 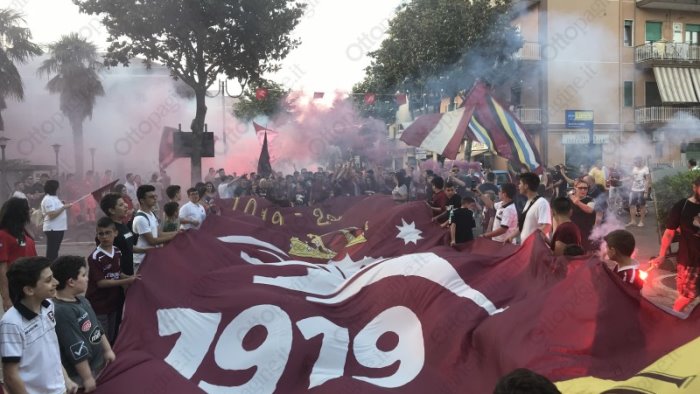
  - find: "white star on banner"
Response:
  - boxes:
[395,219,423,245]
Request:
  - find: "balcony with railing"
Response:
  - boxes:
[514,42,540,61]
[636,0,700,11]
[635,106,700,124]
[514,108,543,124]
[635,42,700,66]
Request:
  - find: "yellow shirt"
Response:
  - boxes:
[588,167,606,188]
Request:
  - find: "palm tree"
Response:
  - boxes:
[38,33,104,177]
[0,9,43,131]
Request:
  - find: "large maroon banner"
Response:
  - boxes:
[94,196,700,393]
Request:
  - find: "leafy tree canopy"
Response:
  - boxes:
[352,0,522,119]
[233,80,291,121]
[73,0,306,182]
[73,0,306,96]
[0,8,43,130]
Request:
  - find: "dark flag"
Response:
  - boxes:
[257,131,272,178]
[90,179,119,202]
[159,127,177,169]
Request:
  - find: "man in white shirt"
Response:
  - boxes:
[506,172,551,244]
[217,176,238,199]
[179,187,207,230]
[132,185,176,272]
[124,173,138,206]
[626,157,650,227]
[481,183,518,243]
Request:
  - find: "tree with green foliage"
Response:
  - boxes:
[0,9,43,131]
[74,0,306,184]
[38,33,104,178]
[653,169,700,234]
[233,81,291,121]
[352,0,522,122]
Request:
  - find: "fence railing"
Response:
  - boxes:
[514,108,542,124]
[635,106,700,123]
[635,42,700,63]
[514,41,540,61]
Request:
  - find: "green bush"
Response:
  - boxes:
[653,170,700,232]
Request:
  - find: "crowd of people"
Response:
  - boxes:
[0,156,697,393]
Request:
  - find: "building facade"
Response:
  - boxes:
[513,0,700,169]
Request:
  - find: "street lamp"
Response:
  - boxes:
[0,136,10,201]
[51,144,61,176]
[89,147,96,172]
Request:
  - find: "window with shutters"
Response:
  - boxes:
[645,21,662,43]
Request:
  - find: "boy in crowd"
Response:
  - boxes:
[482,183,518,243]
[52,256,116,392]
[427,176,448,217]
[449,197,476,246]
[432,182,462,224]
[604,230,643,290]
[550,197,582,256]
[506,172,552,244]
[0,257,78,394]
[161,202,181,233]
[87,217,140,343]
[179,187,207,230]
[165,185,182,203]
[133,185,177,273]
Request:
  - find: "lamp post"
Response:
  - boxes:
[89,147,96,172]
[0,137,9,201]
[51,144,61,176]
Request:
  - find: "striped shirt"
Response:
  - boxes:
[613,262,644,290]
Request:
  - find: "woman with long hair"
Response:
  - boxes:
[41,179,72,260]
[0,197,38,310]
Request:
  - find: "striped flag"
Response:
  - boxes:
[400,82,542,171]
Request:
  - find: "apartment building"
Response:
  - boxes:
[512,0,700,168]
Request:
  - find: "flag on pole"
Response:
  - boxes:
[400,82,542,171]
[257,131,272,178]
[90,179,119,203]
[255,87,269,100]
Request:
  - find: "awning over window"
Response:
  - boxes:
[653,67,699,103]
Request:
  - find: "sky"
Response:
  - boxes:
[2,0,404,92]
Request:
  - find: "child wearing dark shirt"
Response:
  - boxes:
[550,197,582,256]
[86,217,140,343]
[161,201,180,233]
[604,230,644,290]
[450,197,476,246]
[52,256,115,392]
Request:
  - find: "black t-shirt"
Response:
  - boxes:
[571,196,596,250]
[451,208,475,243]
[551,172,567,196]
[667,198,700,267]
[446,194,462,212]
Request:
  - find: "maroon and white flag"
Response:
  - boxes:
[93,196,700,393]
